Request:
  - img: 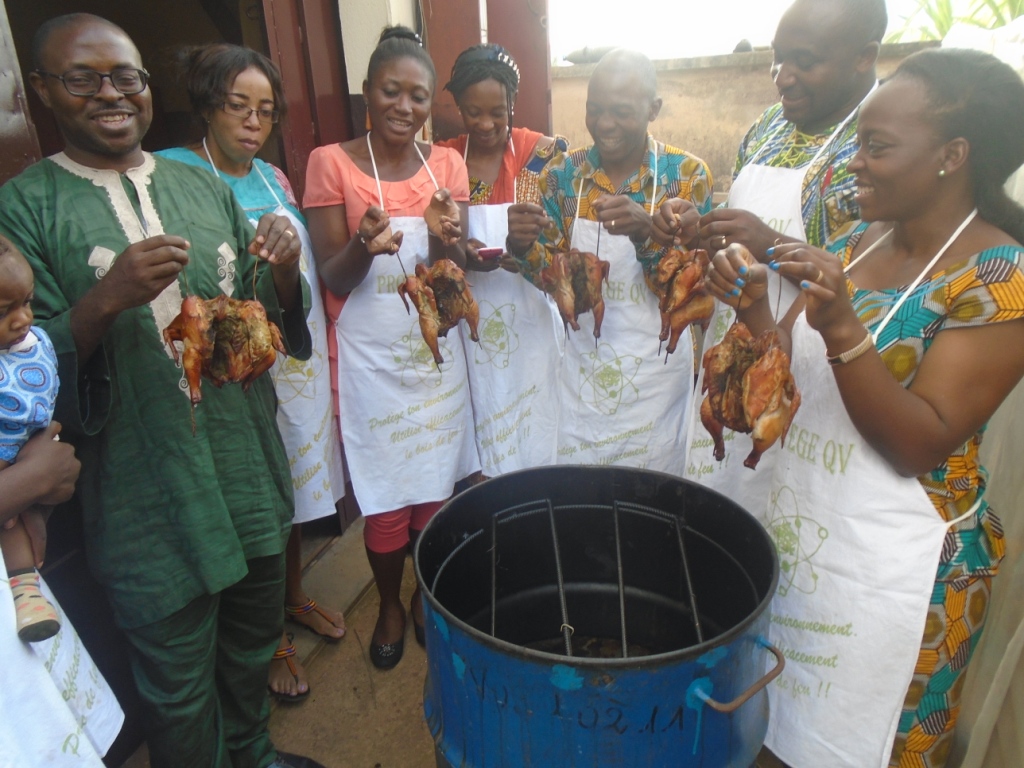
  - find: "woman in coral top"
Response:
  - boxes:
[436,44,568,476]
[304,26,478,670]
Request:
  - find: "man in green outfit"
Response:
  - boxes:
[0,14,324,768]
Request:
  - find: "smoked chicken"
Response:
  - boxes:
[699,321,800,469]
[398,271,443,364]
[424,189,461,246]
[163,295,286,409]
[741,332,801,469]
[700,321,757,459]
[538,248,579,331]
[537,247,611,339]
[645,247,714,355]
[399,260,480,365]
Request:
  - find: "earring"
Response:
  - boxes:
[938,169,946,178]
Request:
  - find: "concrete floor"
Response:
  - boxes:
[122,518,787,768]
[122,518,436,768]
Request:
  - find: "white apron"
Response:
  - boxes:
[764,212,980,767]
[336,139,479,514]
[557,160,693,474]
[685,102,862,515]
[201,141,345,521]
[1,553,124,765]
[460,199,563,475]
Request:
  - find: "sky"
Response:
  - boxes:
[547,0,967,63]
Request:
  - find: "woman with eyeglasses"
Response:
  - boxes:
[157,43,346,704]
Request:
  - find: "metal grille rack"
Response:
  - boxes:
[429,498,760,659]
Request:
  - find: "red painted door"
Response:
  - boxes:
[487,0,552,135]
[262,0,353,202]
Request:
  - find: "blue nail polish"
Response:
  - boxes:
[735,278,745,287]
[768,260,780,271]
[766,246,776,256]
[729,288,740,297]
[800,280,810,289]
[738,265,748,276]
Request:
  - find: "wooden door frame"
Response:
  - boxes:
[0,1,41,186]
[262,0,352,202]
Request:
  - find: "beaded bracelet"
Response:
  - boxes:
[826,329,874,366]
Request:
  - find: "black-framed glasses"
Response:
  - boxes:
[220,101,279,125]
[34,68,149,97]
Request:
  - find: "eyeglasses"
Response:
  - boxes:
[220,101,279,125]
[34,68,149,97]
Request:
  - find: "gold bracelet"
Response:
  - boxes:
[826,329,874,366]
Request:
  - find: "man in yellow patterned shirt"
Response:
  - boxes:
[505,49,713,476]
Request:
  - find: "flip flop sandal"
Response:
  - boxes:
[285,598,346,642]
[268,636,310,704]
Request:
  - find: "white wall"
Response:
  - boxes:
[338,0,418,92]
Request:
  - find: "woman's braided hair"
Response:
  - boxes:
[444,44,521,139]
[891,47,1024,243]
[367,26,435,89]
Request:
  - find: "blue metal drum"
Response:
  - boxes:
[415,466,782,768]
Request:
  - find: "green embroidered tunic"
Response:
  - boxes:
[0,153,311,628]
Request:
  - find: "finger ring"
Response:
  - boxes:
[283,230,294,238]
[716,236,727,248]
[610,220,616,229]
[816,268,824,283]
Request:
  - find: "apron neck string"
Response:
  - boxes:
[572,175,584,234]
[365,132,439,209]
[463,132,518,204]
[848,209,978,341]
[203,136,284,211]
[571,138,659,236]
[252,162,284,209]
[649,139,658,213]
[807,81,879,178]
[365,132,387,208]
[415,142,440,191]
[750,81,877,169]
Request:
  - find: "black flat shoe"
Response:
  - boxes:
[370,636,405,669]
[270,751,328,768]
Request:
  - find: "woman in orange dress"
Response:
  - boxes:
[304,26,478,670]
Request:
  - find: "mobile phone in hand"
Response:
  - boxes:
[477,247,504,259]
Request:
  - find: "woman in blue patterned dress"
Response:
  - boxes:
[708,48,1024,767]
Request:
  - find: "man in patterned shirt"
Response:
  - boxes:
[505,49,713,476]
[695,0,886,259]
[679,0,888,525]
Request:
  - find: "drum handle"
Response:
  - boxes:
[696,637,785,714]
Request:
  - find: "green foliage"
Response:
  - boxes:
[887,0,1024,42]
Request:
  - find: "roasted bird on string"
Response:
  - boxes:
[164,294,286,410]
[537,247,611,339]
[399,259,480,365]
[644,247,714,356]
[424,188,461,246]
[699,321,800,469]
